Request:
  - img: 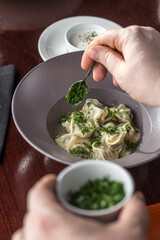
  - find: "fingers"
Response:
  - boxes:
[119,192,149,232]
[112,76,119,86]
[93,63,108,82]
[11,228,24,240]
[81,53,108,81]
[81,28,125,69]
[81,52,107,81]
[85,28,125,53]
[82,44,124,81]
[27,174,59,212]
[81,51,95,70]
[89,45,124,76]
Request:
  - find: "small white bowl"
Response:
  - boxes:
[65,23,106,52]
[56,160,134,222]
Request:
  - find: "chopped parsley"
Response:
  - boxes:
[67,177,125,210]
[79,125,90,134]
[87,102,92,107]
[125,123,131,131]
[66,81,89,108]
[125,140,138,151]
[70,147,89,156]
[79,124,95,134]
[59,112,71,123]
[107,109,117,118]
[72,111,95,134]
[84,143,93,152]
[100,126,118,135]
[89,136,101,146]
[73,111,86,124]
[70,144,92,157]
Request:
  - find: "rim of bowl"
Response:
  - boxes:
[56,160,135,217]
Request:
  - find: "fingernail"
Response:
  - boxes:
[87,48,99,60]
[136,192,145,201]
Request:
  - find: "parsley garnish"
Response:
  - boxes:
[87,102,92,107]
[89,136,101,146]
[59,112,71,123]
[125,140,138,151]
[73,111,86,124]
[70,144,92,157]
[67,177,125,210]
[125,124,131,131]
[79,125,90,134]
[100,126,118,135]
[107,109,117,118]
[66,81,89,108]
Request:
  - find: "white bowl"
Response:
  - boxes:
[65,23,106,52]
[56,160,134,222]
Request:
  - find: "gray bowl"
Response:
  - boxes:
[12,51,160,167]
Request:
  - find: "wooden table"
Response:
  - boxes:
[0,0,160,239]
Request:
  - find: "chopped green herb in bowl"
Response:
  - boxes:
[56,160,135,221]
[67,177,125,210]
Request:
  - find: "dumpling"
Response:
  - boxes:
[92,144,118,160]
[55,133,76,151]
[125,127,140,142]
[55,133,90,152]
[82,99,108,125]
[72,120,95,138]
[101,131,126,146]
[70,143,92,158]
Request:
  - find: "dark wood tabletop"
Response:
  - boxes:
[0,0,160,239]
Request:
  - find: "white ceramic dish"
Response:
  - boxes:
[56,160,134,221]
[65,23,106,52]
[12,51,160,167]
[38,16,122,61]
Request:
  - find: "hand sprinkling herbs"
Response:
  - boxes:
[66,62,96,107]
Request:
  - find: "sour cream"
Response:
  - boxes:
[65,23,106,52]
[69,29,99,49]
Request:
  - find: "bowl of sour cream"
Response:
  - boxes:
[65,23,106,52]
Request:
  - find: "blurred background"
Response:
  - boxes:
[0,0,159,30]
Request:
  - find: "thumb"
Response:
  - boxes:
[27,174,59,212]
[119,192,149,231]
[87,45,124,77]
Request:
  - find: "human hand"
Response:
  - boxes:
[81,26,160,106]
[12,174,148,240]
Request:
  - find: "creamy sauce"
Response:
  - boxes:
[69,29,101,49]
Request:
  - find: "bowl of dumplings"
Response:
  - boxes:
[55,98,140,160]
[47,85,151,167]
[12,51,156,168]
